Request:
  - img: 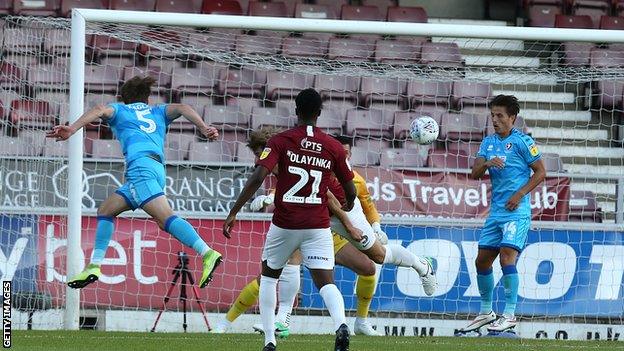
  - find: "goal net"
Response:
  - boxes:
[1,12,623,339]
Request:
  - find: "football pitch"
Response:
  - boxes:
[10,331,624,351]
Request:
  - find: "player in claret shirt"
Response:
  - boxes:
[223,88,356,351]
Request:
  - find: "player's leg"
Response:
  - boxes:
[461,218,501,332]
[303,229,349,351]
[488,218,530,332]
[275,251,302,335]
[334,240,380,336]
[67,193,130,289]
[212,274,261,333]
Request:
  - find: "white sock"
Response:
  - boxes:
[318,284,346,331]
[276,264,300,326]
[259,275,278,346]
[383,244,428,275]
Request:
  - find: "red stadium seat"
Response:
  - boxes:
[349,146,380,166]
[427,148,470,169]
[13,0,59,16]
[439,112,486,141]
[387,6,427,22]
[165,132,195,161]
[138,29,187,58]
[359,77,406,107]
[202,0,242,14]
[555,14,593,28]
[315,0,347,18]
[110,0,155,11]
[592,80,624,109]
[280,0,304,17]
[315,107,344,135]
[282,36,328,58]
[361,0,397,19]
[393,106,445,140]
[204,105,249,132]
[599,15,624,30]
[294,3,337,19]
[374,39,421,64]
[28,64,68,90]
[248,1,288,17]
[420,42,463,68]
[218,68,266,98]
[407,81,452,107]
[250,106,293,129]
[91,35,137,57]
[0,0,11,14]
[315,75,360,102]
[617,1,624,17]
[10,100,55,130]
[84,65,122,92]
[590,47,624,67]
[155,0,199,13]
[328,37,374,62]
[43,29,73,55]
[341,5,383,21]
[452,81,492,109]
[171,65,219,98]
[195,30,237,53]
[188,141,233,162]
[380,147,426,168]
[4,27,43,55]
[61,0,106,17]
[0,62,21,90]
[528,4,562,27]
[554,15,594,66]
[235,34,281,55]
[571,0,609,28]
[265,71,315,101]
[345,108,393,138]
[224,96,260,118]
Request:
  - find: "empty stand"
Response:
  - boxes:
[541,152,565,172]
[110,0,155,11]
[188,141,233,162]
[85,65,121,92]
[387,6,427,22]
[0,62,21,90]
[374,39,421,64]
[235,34,281,55]
[452,81,492,109]
[4,27,43,55]
[408,81,452,107]
[599,15,624,30]
[0,136,38,156]
[316,107,344,135]
[235,141,256,163]
[266,71,314,101]
[250,106,293,129]
[10,100,56,130]
[202,0,243,15]
[328,38,374,62]
[350,146,380,166]
[171,64,219,97]
[13,0,58,16]
[43,135,68,157]
[439,112,486,141]
[360,77,406,106]
[248,1,288,17]
[315,75,360,102]
[361,0,397,19]
[427,148,471,169]
[571,0,609,28]
[345,108,393,138]
[282,36,328,58]
[421,42,463,68]
[528,3,562,27]
[61,0,106,17]
[218,68,266,98]
[91,139,124,159]
[203,105,249,132]
[341,5,383,21]
[155,0,199,13]
[123,65,171,89]
[294,3,337,19]
[380,147,426,168]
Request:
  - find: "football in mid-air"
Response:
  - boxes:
[410,116,439,145]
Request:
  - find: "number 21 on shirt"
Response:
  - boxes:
[283,166,322,204]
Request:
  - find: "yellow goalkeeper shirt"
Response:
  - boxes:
[353,170,380,224]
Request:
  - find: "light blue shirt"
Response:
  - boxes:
[477,128,541,219]
[107,103,169,164]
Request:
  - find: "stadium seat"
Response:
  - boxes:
[361,0,397,19]
[203,105,249,132]
[155,0,199,13]
[571,0,609,28]
[188,141,233,162]
[165,132,195,161]
[420,42,463,68]
[91,139,124,159]
[43,28,72,56]
[138,29,188,58]
[294,3,337,19]
[12,0,59,16]
[359,77,406,107]
[314,75,360,102]
[599,15,624,30]
[218,68,266,98]
[280,0,304,17]
[328,37,374,62]
[19,129,46,155]
[84,65,121,93]
[345,108,393,138]
[0,136,38,156]
[282,36,328,58]
[28,65,67,91]
[387,6,427,22]
[560,42,595,66]
[568,190,603,222]
[439,112,486,141]
[427,148,471,169]
[380,147,426,168]
[110,0,155,11]
[555,14,593,28]
[248,1,289,17]
[61,0,106,17]
[194,30,237,53]
[341,5,383,21]
[123,65,171,89]
[393,107,445,140]
[590,47,624,67]
[528,4,562,27]
[592,80,624,109]
[452,81,492,109]
[265,71,315,101]
[407,81,452,107]
[316,107,344,135]
[225,96,260,117]
[0,0,11,14]
[250,106,293,129]
[35,92,67,123]
[234,34,281,55]
[314,0,347,17]
[0,62,21,90]
[374,39,421,64]
[91,35,137,57]
[235,142,256,163]
[4,27,43,55]
[349,146,380,166]
[171,65,219,97]
[43,136,68,157]
[617,1,624,17]
[446,141,480,167]
[202,0,243,14]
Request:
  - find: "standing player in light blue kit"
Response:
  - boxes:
[461,94,546,333]
[46,76,223,289]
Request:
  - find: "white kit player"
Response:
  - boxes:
[223,88,358,351]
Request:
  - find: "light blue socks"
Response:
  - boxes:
[477,267,494,314]
[90,216,115,265]
[164,215,210,256]
[502,265,519,317]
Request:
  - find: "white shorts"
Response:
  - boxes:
[330,198,377,251]
[261,223,335,270]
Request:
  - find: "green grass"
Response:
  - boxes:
[10,331,624,351]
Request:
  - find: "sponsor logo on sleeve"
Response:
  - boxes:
[529,144,539,157]
[259,147,271,160]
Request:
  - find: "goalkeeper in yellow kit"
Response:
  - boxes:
[211,130,389,336]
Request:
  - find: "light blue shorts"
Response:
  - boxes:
[479,217,530,252]
[115,156,166,210]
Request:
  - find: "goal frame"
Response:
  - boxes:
[65,8,624,330]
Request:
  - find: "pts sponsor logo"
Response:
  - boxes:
[300,138,322,153]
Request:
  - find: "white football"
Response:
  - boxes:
[410,116,439,145]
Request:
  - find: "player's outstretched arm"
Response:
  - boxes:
[166,103,218,140]
[46,105,114,141]
[223,165,271,238]
[505,159,546,211]
[327,191,363,242]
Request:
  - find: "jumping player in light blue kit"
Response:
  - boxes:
[46,76,223,289]
[461,94,546,334]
